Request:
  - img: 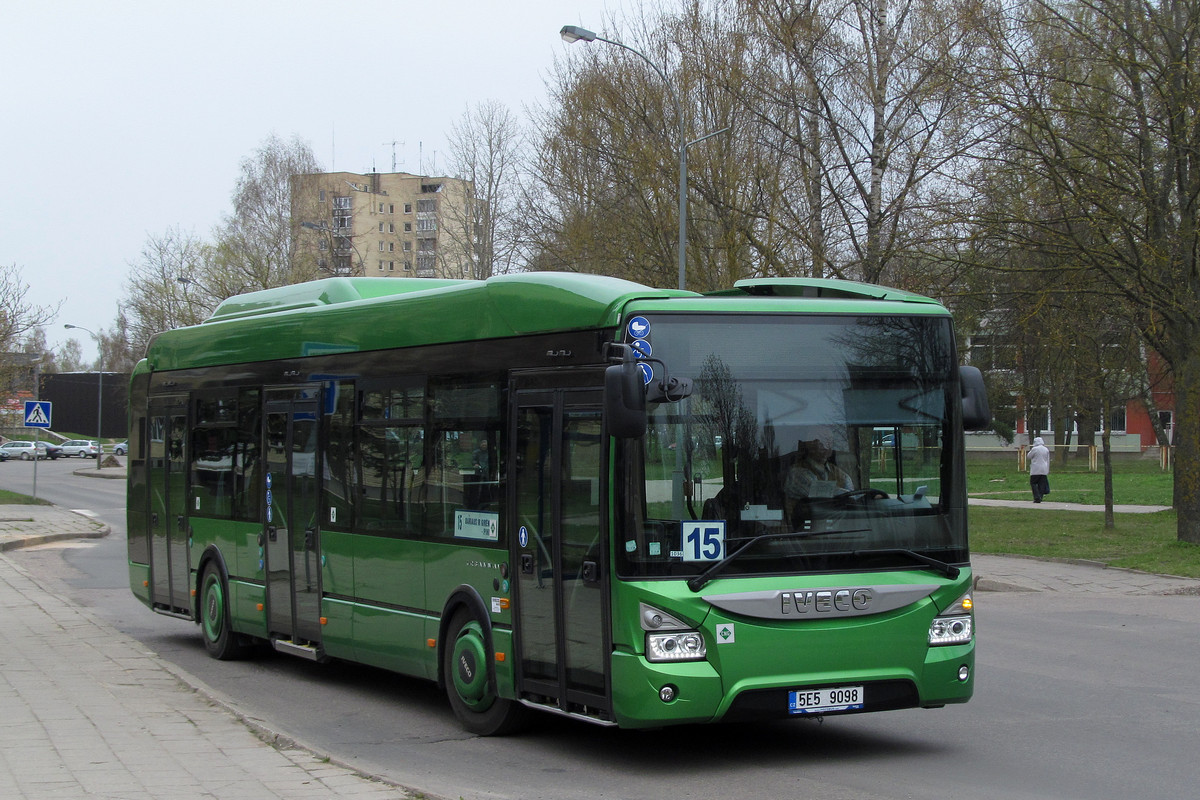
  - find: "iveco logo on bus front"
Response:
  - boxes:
[781,588,873,615]
[702,584,938,620]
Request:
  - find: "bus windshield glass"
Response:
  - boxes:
[616,313,967,579]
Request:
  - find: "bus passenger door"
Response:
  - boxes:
[511,386,610,718]
[264,388,323,647]
[147,398,190,616]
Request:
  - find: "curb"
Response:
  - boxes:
[72,467,127,480]
[0,527,108,552]
[149,655,427,799]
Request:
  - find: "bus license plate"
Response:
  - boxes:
[788,686,864,715]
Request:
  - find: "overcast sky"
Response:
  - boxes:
[1,0,621,363]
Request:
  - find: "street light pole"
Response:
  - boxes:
[560,25,729,292]
[63,324,103,470]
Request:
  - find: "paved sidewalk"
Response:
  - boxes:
[969,497,1172,513]
[973,553,1200,595]
[0,506,414,800]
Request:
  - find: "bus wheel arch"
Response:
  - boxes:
[197,551,246,661]
[439,590,527,735]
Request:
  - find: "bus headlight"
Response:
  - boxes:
[646,631,707,662]
[928,592,974,646]
[928,615,972,646]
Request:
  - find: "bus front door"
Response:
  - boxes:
[263,389,322,649]
[147,398,191,616]
[512,388,610,719]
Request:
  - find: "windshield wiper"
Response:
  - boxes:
[686,528,871,592]
[837,548,960,579]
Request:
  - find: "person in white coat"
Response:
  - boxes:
[1028,436,1050,503]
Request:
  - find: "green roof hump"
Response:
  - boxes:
[716,277,938,304]
[145,272,675,372]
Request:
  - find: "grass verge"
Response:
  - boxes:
[0,489,51,505]
[969,506,1200,578]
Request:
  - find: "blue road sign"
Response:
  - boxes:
[23,400,51,428]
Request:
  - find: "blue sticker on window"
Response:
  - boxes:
[627,316,651,340]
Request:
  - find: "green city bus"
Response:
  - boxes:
[126,272,989,734]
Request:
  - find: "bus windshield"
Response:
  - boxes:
[616,313,968,579]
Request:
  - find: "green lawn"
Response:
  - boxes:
[967,463,1173,506]
[0,489,51,505]
[967,463,1200,578]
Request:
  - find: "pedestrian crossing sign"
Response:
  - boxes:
[24,400,51,428]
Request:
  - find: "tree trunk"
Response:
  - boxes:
[1101,394,1114,529]
[1172,349,1200,543]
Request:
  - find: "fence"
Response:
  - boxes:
[968,444,1172,474]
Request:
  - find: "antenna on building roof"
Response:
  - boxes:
[383,140,404,172]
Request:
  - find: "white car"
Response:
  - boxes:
[0,441,49,460]
[59,439,100,458]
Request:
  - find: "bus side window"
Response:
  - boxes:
[324,381,356,530]
[191,427,237,517]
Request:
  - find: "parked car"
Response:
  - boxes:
[112,441,128,456]
[0,441,48,460]
[59,439,100,458]
[0,449,9,462]
[44,442,62,459]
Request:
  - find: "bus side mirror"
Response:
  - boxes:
[605,354,647,439]
[959,365,991,431]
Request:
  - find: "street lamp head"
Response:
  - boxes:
[300,221,328,231]
[560,25,597,44]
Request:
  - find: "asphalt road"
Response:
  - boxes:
[5,458,1198,800]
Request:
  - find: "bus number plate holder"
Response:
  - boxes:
[788,685,864,715]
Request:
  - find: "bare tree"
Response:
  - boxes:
[444,101,525,279]
[0,264,61,391]
[527,7,751,289]
[54,337,87,373]
[528,0,998,292]
[737,0,1002,284]
[974,0,1200,543]
[210,133,324,290]
[97,312,138,373]
[121,227,211,358]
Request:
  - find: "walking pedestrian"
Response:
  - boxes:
[1029,436,1050,503]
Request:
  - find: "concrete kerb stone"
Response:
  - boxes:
[0,506,109,552]
[72,464,127,479]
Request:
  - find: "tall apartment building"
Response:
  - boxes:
[291,171,476,279]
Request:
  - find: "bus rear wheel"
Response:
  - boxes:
[443,609,527,735]
[199,563,245,660]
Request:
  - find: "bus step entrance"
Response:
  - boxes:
[151,603,192,621]
[272,638,325,662]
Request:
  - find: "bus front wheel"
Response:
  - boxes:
[199,563,245,660]
[443,608,527,735]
